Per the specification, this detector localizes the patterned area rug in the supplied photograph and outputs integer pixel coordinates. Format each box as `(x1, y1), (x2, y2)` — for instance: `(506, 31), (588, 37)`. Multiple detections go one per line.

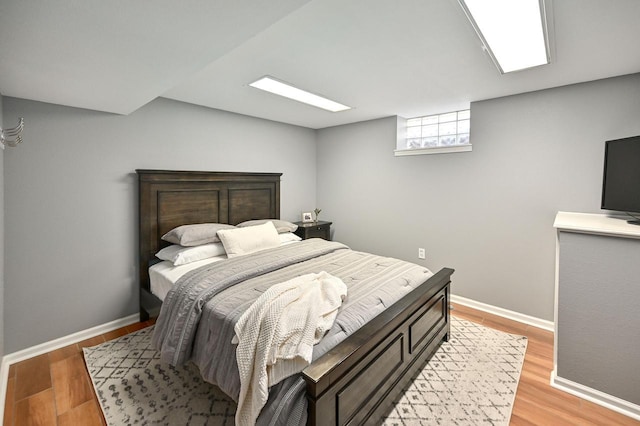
(383, 318), (527, 425)
(83, 317), (526, 425)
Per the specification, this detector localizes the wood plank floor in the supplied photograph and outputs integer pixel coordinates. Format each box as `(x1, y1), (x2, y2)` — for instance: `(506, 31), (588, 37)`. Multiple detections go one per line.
(4, 305), (639, 425)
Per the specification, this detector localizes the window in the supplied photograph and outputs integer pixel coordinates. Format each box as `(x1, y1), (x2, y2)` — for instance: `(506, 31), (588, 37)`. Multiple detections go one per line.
(395, 109), (471, 156)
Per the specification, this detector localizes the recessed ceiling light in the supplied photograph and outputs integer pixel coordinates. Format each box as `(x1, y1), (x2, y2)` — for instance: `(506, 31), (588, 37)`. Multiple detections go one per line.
(459, 0), (550, 73)
(249, 76), (351, 112)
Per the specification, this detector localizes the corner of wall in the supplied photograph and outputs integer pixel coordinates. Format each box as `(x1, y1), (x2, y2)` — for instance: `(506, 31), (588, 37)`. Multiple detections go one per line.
(395, 115), (407, 151)
(0, 90), (5, 361)
(0, 91), (5, 397)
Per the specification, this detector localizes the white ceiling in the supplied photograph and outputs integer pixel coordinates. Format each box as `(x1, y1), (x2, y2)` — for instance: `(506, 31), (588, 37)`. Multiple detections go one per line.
(1, 0), (639, 129)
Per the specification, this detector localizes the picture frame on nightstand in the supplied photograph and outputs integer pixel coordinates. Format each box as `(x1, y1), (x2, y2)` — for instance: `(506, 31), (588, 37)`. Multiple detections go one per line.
(301, 212), (313, 223)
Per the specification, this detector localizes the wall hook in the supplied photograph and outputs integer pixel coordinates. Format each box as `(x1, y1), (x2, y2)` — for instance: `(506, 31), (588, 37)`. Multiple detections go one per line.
(1, 118), (24, 149)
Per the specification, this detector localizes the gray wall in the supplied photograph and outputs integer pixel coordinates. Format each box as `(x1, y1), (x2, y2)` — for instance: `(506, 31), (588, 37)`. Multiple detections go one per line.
(3, 73), (640, 352)
(3, 97), (316, 353)
(317, 73), (640, 321)
(0, 92), (4, 359)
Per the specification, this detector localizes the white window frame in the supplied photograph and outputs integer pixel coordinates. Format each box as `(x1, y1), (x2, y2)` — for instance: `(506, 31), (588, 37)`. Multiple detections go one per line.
(395, 109), (472, 156)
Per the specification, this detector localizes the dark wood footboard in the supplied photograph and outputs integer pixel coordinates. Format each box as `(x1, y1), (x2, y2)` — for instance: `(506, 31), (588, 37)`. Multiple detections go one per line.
(302, 267), (453, 425)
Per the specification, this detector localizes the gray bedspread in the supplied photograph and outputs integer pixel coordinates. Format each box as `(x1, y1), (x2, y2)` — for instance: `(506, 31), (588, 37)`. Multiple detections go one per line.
(152, 239), (433, 425)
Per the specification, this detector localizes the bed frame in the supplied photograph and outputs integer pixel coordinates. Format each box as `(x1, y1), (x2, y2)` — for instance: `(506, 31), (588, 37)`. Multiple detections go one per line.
(137, 169), (453, 426)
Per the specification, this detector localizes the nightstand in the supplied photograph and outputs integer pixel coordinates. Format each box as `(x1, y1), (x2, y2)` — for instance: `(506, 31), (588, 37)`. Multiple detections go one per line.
(293, 220), (332, 240)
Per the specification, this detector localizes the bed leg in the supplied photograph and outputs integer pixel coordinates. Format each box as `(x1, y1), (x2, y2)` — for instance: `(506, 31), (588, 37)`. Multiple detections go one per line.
(140, 288), (162, 322)
(140, 307), (150, 322)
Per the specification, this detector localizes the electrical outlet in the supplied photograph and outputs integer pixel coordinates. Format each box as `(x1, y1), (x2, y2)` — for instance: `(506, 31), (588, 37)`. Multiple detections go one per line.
(418, 248), (426, 259)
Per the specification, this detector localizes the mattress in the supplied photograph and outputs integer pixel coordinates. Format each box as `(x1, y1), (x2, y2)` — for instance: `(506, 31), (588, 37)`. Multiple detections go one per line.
(149, 256), (225, 301)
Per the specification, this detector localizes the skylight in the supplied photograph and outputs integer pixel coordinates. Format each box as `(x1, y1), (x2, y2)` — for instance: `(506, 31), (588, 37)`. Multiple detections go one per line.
(249, 76), (351, 112)
(459, 0), (550, 73)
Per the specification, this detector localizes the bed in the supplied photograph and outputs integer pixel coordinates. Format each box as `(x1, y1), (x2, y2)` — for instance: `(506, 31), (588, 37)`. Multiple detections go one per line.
(137, 169), (453, 425)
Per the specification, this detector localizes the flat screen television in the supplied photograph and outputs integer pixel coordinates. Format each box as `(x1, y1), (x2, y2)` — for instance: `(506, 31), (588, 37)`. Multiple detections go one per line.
(601, 135), (640, 225)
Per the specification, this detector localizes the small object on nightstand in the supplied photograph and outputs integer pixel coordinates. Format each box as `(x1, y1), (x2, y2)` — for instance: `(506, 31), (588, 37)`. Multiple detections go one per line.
(294, 220), (332, 241)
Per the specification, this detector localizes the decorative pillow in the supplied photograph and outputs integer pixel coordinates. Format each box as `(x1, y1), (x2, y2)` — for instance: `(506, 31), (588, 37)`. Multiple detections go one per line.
(237, 219), (298, 234)
(161, 223), (236, 246)
(156, 242), (226, 266)
(217, 221), (280, 258)
(279, 232), (302, 243)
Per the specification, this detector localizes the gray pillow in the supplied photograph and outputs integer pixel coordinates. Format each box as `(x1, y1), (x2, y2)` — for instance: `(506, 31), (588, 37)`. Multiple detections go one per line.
(161, 223), (236, 246)
(237, 219), (298, 234)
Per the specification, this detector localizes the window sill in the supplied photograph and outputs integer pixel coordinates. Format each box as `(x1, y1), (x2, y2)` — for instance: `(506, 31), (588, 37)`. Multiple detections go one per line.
(394, 144), (472, 156)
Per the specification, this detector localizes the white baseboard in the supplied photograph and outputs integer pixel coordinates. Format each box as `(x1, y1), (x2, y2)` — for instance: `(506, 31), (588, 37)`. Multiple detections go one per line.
(450, 294), (554, 332)
(551, 370), (640, 421)
(0, 313), (139, 422)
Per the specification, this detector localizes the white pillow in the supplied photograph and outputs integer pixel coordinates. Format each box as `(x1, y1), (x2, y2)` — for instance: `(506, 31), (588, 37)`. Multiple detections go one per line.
(217, 221), (280, 258)
(279, 232), (302, 243)
(156, 242), (226, 266)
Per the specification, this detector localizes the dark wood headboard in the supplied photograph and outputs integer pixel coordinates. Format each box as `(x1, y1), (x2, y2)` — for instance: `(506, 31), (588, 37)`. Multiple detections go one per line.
(136, 169), (282, 320)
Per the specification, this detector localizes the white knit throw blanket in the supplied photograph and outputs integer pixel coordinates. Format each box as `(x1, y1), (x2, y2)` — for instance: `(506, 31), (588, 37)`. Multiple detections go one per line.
(232, 271), (348, 426)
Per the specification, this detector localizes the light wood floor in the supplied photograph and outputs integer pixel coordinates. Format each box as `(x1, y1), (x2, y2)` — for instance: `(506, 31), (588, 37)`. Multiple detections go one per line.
(4, 304), (639, 425)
